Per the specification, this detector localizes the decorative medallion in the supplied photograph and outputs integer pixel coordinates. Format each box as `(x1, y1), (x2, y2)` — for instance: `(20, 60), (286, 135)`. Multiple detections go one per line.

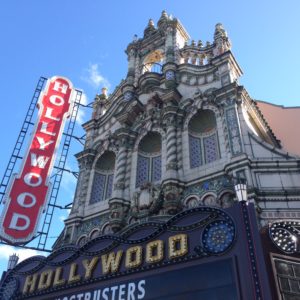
(202, 220), (235, 254)
(269, 220), (300, 254)
(165, 70), (175, 80)
(124, 91), (133, 101)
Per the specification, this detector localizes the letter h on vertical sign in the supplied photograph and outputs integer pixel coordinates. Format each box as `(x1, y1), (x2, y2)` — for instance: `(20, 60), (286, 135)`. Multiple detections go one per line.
(0, 76), (74, 244)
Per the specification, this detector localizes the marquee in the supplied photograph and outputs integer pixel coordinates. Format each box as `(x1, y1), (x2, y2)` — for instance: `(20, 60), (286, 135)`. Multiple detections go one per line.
(0, 204), (272, 299)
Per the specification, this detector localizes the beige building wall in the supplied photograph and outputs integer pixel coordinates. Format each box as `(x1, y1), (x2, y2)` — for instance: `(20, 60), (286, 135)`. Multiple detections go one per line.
(257, 101), (300, 156)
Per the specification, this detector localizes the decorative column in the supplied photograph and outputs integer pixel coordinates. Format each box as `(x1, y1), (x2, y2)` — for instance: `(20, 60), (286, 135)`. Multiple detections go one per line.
(161, 90), (182, 215)
(113, 136), (128, 198)
(165, 114), (178, 177)
(125, 40), (137, 85)
(65, 149), (96, 242)
(176, 114), (184, 177)
(163, 22), (177, 89)
(224, 99), (243, 156)
(109, 130), (131, 232)
(72, 149), (97, 216)
(124, 137), (135, 200)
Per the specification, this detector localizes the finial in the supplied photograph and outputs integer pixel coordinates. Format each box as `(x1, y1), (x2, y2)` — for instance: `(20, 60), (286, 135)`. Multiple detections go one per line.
(213, 23), (231, 55)
(214, 23), (227, 39)
(198, 40), (203, 48)
(133, 34), (138, 42)
(158, 10), (169, 27)
(144, 18), (156, 37)
(161, 10), (168, 19)
(148, 19), (155, 27)
(101, 87), (108, 99)
(191, 40), (196, 47)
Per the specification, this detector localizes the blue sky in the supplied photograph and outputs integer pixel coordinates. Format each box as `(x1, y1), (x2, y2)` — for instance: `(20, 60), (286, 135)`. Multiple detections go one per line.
(0, 0), (299, 273)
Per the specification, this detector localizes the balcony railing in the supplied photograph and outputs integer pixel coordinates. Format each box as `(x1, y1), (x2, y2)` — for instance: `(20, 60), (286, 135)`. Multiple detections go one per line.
(141, 63), (163, 74)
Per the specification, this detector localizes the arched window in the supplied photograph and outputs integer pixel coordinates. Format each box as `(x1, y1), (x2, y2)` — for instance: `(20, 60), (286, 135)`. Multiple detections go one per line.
(189, 110), (219, 168)
(90, 151), (115, 203)
(141, 50), (164, 74)
(136, 132), (162, 187)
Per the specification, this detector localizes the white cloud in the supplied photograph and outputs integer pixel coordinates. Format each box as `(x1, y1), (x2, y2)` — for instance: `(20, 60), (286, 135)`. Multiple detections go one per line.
(81, 63), (110, 90)
(59, 215), (66, 222)
(0, 244), (46, 267)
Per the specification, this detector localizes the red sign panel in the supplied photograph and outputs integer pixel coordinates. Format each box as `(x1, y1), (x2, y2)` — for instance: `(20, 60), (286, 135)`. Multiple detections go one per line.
(0, 76), (73, 244)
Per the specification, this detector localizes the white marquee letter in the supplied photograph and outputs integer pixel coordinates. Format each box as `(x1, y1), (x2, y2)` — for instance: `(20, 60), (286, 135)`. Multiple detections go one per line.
(24, 172), (42, 187)
(40, 122), (56, 136)
(49, 95), (64, 106)
(17, 192), (36, 208)
(45, 107), (60, 121)
(9, 213), (30, 231)
(36, 137), (54, 150)
(30, 153), (50, 169)
(53, 82), (68, 94)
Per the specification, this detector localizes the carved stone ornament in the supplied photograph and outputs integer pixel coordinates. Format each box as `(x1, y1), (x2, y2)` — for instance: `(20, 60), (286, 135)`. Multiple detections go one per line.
(163, 183), (183, 214)
(131, 183), (162, 218)
(108, 198), (131, 232)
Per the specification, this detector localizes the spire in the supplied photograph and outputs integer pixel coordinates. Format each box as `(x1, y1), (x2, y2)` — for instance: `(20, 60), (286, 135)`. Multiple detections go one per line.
(157, 10), (168, 28)
(144, 19), (156, 37)
(214, 23), (228, 39)
(213, 23), (231, 55)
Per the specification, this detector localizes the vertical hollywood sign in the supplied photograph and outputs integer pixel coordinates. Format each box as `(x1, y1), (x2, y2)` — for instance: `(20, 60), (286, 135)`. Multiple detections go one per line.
(0, 77), (73, 244)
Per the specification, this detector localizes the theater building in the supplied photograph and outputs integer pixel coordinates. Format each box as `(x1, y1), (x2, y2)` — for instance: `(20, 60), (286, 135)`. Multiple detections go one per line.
(1, 11), (300, 300)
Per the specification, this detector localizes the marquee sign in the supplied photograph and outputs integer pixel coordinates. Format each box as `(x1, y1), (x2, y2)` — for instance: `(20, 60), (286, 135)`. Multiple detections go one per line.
(0, 205), (273, 300)
(0, 76), (74, 244)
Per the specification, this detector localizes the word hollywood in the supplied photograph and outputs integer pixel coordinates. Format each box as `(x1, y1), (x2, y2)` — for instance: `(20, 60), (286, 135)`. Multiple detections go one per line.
(22, 234), (188, 296)
(0, 76), (73, 244)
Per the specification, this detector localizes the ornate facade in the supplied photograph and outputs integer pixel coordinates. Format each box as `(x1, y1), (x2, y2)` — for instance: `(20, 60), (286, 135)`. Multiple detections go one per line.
(55, 11), (300, 248)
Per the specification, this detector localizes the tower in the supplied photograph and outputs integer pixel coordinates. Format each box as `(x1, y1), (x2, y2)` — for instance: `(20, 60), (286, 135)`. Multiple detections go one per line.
(54, 11), (299, 247)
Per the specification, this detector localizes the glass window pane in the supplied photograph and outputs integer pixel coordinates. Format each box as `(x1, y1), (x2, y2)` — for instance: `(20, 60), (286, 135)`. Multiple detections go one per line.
(106, 174), (114, 199)
(289, 279), (300, 293)
(280, 277), (290, 292)
(204, 133), (219, 163)
(90, 173), (106, 203)
(152, 155), (161, 182)
(189, 135), (202, 168)
(294, 264), (300, 277)
(136, 155), (149, 187)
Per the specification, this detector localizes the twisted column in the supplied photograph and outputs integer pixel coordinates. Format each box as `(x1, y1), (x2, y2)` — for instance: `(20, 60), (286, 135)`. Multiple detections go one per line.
(124, 144), (133, 200)
(176, 117), (183, 176)
(115, 137), (128, 190)
(165, 115), (178, 178)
